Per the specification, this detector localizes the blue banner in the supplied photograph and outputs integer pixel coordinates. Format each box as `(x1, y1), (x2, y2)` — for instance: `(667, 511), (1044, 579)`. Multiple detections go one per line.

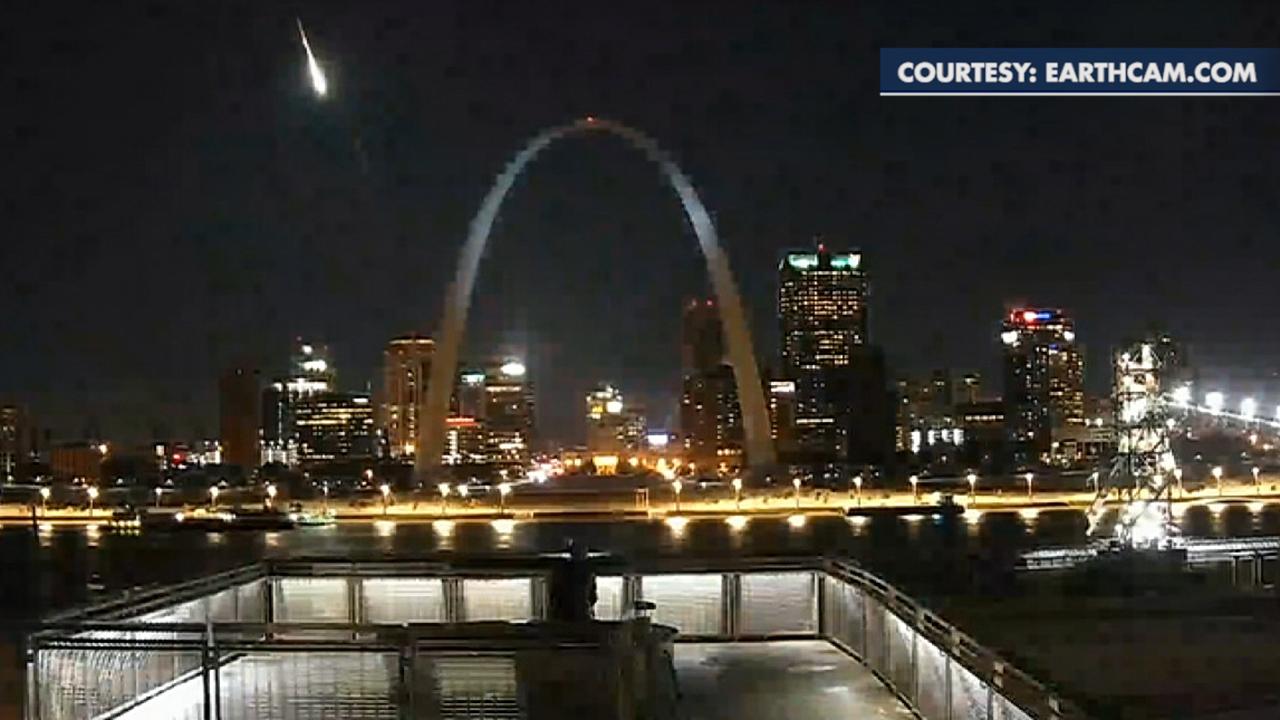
(880, 48), (1280, 95)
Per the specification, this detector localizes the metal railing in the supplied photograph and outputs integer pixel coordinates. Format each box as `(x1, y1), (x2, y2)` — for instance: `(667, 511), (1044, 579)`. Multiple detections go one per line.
(25, 555), (1083, 720)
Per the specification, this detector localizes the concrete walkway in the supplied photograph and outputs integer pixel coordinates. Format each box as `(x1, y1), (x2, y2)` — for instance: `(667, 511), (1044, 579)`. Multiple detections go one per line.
(675, 641), (913, 720)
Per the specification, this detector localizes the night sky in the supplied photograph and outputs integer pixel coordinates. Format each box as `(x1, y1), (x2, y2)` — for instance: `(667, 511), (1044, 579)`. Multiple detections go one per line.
(4, 1), (1280, 446)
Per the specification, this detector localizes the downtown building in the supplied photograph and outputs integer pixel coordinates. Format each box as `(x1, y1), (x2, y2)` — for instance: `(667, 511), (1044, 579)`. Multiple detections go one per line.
(895, 369), (973, 472)
(585, 384), (646, 455)
(218, 365), (260, 472)
(261, 340), (374, 467)
(376, 334), (434, 459)
(441, 359), (536, 467)
(777, 245), (892, 474)
(1000, 308), (1085, 467)
(678, 299), (743, 473)
(1, 404), (35, 481)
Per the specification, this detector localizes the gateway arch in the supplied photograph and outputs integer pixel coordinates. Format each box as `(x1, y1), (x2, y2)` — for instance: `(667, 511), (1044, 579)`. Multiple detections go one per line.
(416, 118), (775, 478)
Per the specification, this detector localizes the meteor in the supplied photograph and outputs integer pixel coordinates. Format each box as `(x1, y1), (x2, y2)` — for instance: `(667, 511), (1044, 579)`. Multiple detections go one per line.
(296, 18), (327, 97)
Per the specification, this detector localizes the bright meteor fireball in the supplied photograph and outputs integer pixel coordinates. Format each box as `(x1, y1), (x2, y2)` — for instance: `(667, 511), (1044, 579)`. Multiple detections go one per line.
(296, 18), (327, 97)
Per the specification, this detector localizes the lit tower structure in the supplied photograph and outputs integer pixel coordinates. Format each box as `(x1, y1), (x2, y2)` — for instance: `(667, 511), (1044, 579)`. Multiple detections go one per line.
(482, 359), (535, 467)
(679, 299), (743, 470)
(778, 245), (868, 461)
(378, 334), (435, 459)
(261, 340), (334, 466)
(1000, 308), (1084, 467)
(1087, 341), (1179, 549)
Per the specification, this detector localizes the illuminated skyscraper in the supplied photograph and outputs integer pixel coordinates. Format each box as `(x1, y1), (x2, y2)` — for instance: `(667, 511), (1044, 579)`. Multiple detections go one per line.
(679, 300), (743, 471)
(682, 299), (724, 373)
(262, 339), (336, 466)
(482, 359), (535, 466)
(777, 245), (872, 462)
(0, 404), (32, 481)
(219, 366), (260, 470)
(294, 392), (375, 464)
(586, 384), (646, 455)
(779, 246), (867, 372)
(377, 334), (434, 459)
(1001, 308), (1085, 466)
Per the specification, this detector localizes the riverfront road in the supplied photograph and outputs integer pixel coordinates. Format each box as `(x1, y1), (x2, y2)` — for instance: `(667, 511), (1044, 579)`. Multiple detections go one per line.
(4, 477), (1280, 526)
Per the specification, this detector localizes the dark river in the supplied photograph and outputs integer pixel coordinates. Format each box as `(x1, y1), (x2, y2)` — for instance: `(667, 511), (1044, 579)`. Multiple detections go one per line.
(2, 504), (1275, 622)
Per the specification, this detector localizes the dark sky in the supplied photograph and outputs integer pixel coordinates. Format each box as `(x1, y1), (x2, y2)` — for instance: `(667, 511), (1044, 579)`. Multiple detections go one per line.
(4, 1), (1280, 445)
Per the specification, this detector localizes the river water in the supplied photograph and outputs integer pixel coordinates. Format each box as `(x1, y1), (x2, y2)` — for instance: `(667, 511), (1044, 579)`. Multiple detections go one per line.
(1, 504), (1274, 622)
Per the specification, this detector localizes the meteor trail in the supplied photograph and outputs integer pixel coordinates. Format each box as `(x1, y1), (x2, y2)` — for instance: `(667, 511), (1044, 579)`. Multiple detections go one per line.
(296, 17), (327, 97)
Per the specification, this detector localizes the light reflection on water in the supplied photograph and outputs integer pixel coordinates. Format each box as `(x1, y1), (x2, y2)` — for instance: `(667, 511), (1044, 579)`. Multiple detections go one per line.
(0, 506), (1269, 621)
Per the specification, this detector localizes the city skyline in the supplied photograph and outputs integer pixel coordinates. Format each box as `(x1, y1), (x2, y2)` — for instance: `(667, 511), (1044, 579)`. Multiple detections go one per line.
(5, 3), (1280, 444)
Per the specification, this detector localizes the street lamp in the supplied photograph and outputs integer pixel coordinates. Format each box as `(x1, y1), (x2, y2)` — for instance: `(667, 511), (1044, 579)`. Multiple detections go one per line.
(1024, 472), (1034, 500)
(39, 486), (50, 515)
(209, 485), (220, 508)
(86, 486), (98, 516)
(966, 472), (977, 503)
(380, 483), (391, 515)
(1174, 467), (1184, 497)
(672, 480), (682, 513)
(322, 482), (329, 513)
(792, 477), (802, 510)
(1212, 466), (1223, 496)
(1205, 391), (1225, 415)
(853, 475), (863, 507)
(1089, 471), (1100, 494)
(458, 484), (470, 501)
(437, 482), (450, 515)
(731, 477), (742, 510)
(265, 483), (277, 508)
(154, 486), (163, 508)
(498, 482), (512, 514)
(1252, 466), (1261, 494)
(1242, 398), (1258, 420)
(1171, 385), (1192, 406)
(909, 475), (919, 502)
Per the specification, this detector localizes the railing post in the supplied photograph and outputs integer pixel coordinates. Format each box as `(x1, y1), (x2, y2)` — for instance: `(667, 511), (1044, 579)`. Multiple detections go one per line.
(26, 645), (39, 720)
(443, 578), (464, 622)
(912, 606), (923, 705)
(200, 646), (212, 720)
(347, 576), (361, 639)
(398, 634), (416, 720)
(992, 660), (1005, 719)
(815, 571), (826, 636)
(723, 573), (740, 638)
(622, 575), (641, 619)
(859, 581), (868, 659)
(263, 576), (276, 631)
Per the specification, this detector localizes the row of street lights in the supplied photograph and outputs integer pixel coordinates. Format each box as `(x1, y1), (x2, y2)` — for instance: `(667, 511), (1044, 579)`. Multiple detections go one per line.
(437, 482), (512, 515)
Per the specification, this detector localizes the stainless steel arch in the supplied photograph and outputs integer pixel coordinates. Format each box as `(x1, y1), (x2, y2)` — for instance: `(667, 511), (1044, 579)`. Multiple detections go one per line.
(416, 118), (775, 478)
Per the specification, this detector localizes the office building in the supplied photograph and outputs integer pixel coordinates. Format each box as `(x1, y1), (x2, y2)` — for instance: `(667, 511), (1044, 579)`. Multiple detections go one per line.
(779, 245), (868, 372)
(778, 245), (883, 466)
(294, 392), (375, 464)
(1001, 308), (1085, 466)
(767, 378), (798, 456)
(482, 359), (536, 466)
(378, 334), (434, 459)
(50, 442), (105, 482)
(680, 365), (742, 471)
(585, 384), (646, 455)
(219, 366), (260, 470)
(682, 299), (725, 372)
(443, 416), (488, 465)
(679, 300), (743, 471)
(1, 404), (32, 481)
(261, 339), (336, 466)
